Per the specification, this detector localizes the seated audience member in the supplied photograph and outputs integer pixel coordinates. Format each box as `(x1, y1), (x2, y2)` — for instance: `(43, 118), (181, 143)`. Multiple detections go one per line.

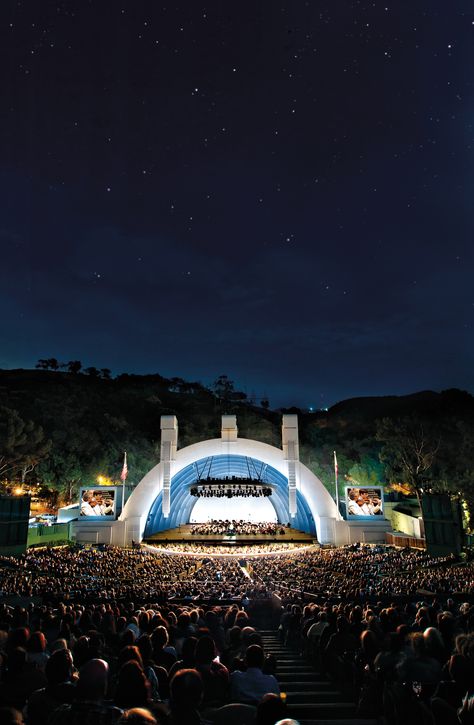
(168, 636), (197, 680)
(195, 635), (229, 707)
(168, 668), (203, 725)
(0, 647), (47, 711)
(256, 693), (287, 725)
(230, 645), (280, 704)
(396, 632), (443, 688)
(114, 661), (153, 711)
(26, 631), (49, 671)
(151, 626), (177, 672)
(0, 707), (25, 725)
(50, 658), (123, 725)
(118, 709), (157, 725)
(25, 649), (76, 725)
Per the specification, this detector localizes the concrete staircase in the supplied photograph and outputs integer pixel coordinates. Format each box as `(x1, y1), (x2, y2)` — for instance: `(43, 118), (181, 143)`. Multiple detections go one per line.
(259, 629), (378, 725)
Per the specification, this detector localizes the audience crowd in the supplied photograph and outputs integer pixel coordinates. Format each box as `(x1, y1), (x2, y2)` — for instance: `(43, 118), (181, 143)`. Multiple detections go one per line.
(0, 542), (473, 725)
(146, 543), (311, 557)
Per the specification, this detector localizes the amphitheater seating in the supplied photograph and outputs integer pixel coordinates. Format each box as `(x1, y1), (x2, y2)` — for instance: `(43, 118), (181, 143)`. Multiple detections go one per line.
(259, 629), (379, 725)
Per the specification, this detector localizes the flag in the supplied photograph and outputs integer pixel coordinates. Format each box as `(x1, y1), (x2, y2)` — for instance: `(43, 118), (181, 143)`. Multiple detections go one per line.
(120, 451), (128, 482)
(333, 450), (338, 479)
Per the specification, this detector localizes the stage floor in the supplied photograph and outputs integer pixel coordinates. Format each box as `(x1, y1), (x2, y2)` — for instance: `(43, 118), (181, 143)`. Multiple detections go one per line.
(144, 524), (315, 545)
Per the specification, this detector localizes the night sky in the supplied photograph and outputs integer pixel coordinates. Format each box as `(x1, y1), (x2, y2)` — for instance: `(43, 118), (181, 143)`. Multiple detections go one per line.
(1, 1), (473, 409)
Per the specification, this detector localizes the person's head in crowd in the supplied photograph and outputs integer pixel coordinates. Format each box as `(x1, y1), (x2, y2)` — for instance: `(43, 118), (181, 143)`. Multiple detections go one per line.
(151, 626), (169, 651)
(228, 626), (242, 649)
(72, 636), (91, 669)
(181, 636), (198, 664)
(447, 654), (472, 693)
(115, 661), (151, 709)
(118, 708), (157, 725)
(138, 612), (150, 634)
(0, 707), (24, 725)
(257, 693), (287, 725)
(45, 648), (74, 685)
(136, 635), (154, 664)
(170, 668), (203, 710)
(241, 627), (257, 648)
(7, 627), (29, 652)
(88, 631), (104, 659)
(410, 632), (428, 659)
(50, 639), (68, 653)
(117, 617), (127, 635)
(234, 611), (249, 628)
(121, 628), (136, 647)
(396, 624), (410, 644)
(76, 658), (109, 702)
(245, 644), (265, 670)
(195, 635), (217, 666)
(26, 631), (47, 654)
(118, 645), (144, 672)
(177, 611), (190, 631)
(360, 629), (380, 665)
(336, 616), (349, 634)
(5, 647), (28, 680)
(423, 626), (446, 662)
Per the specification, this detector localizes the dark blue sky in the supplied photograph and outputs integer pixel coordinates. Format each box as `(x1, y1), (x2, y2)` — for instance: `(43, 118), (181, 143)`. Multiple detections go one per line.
(1, 1), (473, 408)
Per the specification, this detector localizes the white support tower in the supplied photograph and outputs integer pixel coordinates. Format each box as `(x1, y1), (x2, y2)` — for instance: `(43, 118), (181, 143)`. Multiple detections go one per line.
(160, 415), (178, 517)
(221, 414), (238, 442)
(282, 414), (300, 518)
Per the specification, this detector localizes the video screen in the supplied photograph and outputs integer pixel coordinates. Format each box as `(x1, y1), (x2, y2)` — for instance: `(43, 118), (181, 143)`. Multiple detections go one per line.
(79, 487), (118, 519)
(346, 486), (383, 517)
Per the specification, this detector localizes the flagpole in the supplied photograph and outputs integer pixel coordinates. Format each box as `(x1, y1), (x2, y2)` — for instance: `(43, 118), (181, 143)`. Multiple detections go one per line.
(121, 451), (128, 513)
(334, 450), (340, 514)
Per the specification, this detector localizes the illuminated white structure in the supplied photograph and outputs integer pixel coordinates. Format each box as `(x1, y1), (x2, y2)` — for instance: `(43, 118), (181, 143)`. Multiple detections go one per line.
(70, 413), (389, 546)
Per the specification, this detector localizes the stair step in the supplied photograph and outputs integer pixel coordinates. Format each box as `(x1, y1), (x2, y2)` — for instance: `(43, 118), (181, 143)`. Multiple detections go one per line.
(277, 664), (313, 671)
(286, 691), (348, 704)
(298, 721), (378, 725)
(277, 672), (327, 682)
(287, 702), (357, 718)
(277, 681), (332, 692)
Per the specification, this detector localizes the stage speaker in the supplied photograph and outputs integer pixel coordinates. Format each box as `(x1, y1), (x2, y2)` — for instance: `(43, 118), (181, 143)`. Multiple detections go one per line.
(421, 494), (464, 556)
(0, 495), (30, 554)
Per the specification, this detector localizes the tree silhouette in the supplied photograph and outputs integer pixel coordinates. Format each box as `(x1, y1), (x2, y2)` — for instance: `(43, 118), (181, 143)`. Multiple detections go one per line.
(66, 360), (82, 374)
(376, 417), (440, 503)
(0, 406), (51, 480)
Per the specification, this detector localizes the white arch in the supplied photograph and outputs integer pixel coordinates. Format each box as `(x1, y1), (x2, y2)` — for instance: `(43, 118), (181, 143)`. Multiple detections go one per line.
(120, 437), (342, 544)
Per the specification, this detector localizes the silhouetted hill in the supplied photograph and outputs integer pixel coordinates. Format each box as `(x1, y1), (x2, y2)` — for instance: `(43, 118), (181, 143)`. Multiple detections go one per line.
(0, 368), (473, 500)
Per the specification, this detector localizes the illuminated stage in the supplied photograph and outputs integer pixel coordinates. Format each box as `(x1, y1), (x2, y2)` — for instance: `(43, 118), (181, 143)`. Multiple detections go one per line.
(68, 414), (390, 547)
(143, 523), (314, 545)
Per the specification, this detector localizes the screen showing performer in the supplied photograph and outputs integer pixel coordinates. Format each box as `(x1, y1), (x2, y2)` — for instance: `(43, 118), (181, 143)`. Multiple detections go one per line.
(346, 486), (383, 516)
(79, 487), (117, 518)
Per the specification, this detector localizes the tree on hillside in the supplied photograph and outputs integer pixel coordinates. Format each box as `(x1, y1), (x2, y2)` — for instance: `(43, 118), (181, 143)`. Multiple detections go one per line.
(35, 358), (61, 371)
(376, 417), (440, 503)
(347, 454), (384, 488)
(84, 366), (100, 378)
(0, 406), (51, 481)
(212, 375), (235, 402)
(101, 368), (112, 380)
(436, 418), (474, 532)
(64, 360), (82, 374)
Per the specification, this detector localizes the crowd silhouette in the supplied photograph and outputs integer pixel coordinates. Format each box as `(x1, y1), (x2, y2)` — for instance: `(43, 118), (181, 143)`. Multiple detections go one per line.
(0, 543), (473, 724)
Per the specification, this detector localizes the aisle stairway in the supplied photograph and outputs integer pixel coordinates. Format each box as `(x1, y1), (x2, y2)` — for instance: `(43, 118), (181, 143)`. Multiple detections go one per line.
(259, 630), (379, 725)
